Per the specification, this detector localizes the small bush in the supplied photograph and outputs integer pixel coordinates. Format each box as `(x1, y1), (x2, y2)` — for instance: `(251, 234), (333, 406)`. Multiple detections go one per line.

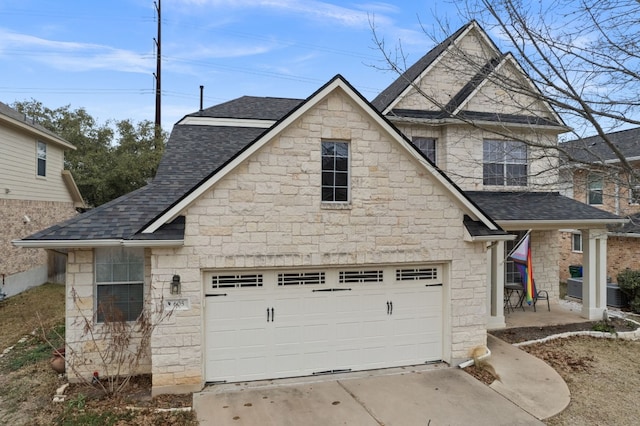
(617, 269), (640, 313)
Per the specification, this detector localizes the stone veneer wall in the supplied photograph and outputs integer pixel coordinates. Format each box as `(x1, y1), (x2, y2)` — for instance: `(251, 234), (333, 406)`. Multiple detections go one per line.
(531, 230), (560, 299)
(148, 90), (490, 394)
(1, 199), (76, 295)
(65, 248), (152, 382)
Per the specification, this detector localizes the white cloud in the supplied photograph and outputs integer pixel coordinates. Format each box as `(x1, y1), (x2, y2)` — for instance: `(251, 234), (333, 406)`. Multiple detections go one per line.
(0, 29), (152, 73)
(172, 0), (393, 29)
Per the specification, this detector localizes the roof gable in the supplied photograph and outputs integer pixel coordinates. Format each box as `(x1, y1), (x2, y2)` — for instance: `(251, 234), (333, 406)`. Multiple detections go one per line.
(372, 21), (564, 128)
(143, 75), (500, 235)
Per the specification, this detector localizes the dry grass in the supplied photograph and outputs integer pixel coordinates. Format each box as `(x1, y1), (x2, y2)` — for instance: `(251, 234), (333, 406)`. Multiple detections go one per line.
(0, 284), (197, 425)
(0, 283), (65, 350)
(523, 337), (640, 425)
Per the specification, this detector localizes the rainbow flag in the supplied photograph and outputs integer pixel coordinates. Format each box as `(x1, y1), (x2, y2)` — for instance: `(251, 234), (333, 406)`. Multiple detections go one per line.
(509, 233), (536, 305)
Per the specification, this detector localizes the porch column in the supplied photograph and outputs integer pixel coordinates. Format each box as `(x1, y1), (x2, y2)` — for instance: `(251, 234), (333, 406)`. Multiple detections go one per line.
(581, 229), (608, 320)
(487, 241), (506, 329)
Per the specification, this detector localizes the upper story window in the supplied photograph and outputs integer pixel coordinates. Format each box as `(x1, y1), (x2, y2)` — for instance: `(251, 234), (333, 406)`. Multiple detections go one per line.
(587, 174), (603, 205)
(572, 232), (582, 252)
(412, 137), (436, 164)
(37, 141), (47, 177)
(483, 140), (527, 187)
(321, 140), (349, 202)
(629, 176), (639, 205)
(95, 247), (144, 323)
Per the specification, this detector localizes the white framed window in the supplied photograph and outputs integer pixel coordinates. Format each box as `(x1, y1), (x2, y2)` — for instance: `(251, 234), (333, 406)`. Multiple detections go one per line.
(505, 231), (527, 284)
(629, 176), (640, 205)
(95, 247), (144, 322)
(572, 232), (582, 252)
(37, 141), (47, 177)
(321, 140), (349, 202)
(587, 174), (603, 205)
(412, 137), (436, 164)
(483, 140), (527, 186)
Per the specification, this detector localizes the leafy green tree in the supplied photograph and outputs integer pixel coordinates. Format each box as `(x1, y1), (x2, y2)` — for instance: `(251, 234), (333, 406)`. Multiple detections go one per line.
(13, 100), (165, 207)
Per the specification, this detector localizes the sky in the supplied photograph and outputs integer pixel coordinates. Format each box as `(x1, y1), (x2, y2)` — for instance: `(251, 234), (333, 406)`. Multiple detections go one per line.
(0, 0), (468, 132)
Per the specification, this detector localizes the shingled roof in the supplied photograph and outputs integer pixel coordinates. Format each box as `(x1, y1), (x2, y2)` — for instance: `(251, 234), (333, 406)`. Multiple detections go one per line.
(371, 22), (564, 129)
(466, 191), (624, 223)
(185, 96), (303, 121)
(561, 127), (640, 164)
(22, 124), (266, 242)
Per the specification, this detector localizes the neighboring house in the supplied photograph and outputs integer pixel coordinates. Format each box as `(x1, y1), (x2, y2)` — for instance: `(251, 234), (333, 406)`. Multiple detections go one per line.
(14, 21), (624, 396)
(0, 101), (84, 298)
(559, 127), (640, 283)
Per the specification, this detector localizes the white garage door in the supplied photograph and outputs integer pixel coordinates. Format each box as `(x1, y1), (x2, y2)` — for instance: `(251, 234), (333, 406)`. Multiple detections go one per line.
(204, 265), (443, 383)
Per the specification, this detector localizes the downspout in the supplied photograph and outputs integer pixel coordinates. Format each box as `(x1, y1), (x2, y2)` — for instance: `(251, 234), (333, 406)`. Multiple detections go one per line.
(458, 347), (492, 368)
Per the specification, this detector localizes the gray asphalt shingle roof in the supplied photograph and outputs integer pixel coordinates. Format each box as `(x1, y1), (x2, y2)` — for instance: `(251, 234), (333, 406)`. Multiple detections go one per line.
(561, 127), (640, 163)
(23, 124), (266, 241)
(466, 191), (622, 222)
(186, 96), (304, 121)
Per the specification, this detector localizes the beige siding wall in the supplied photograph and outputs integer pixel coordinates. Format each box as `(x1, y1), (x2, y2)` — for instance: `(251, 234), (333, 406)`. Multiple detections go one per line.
(1, 198), (77, 276)
(147, 89), (490, 393)
(65, 248), (152, 382)
(0, 126), (73, 203)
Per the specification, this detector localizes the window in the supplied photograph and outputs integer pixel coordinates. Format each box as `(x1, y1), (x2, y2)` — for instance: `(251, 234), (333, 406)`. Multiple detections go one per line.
(629, 176), (640, 205)
(37, 141), (46, 177)
(95, 247), (144, 322)
(505, 231), (527, 284)
(483, 140), (527, 186)
(587, 174), (603, 205)
(321, 141), (349, 202)
(412, 137), (436, 163)
(572, 232), (582, 252)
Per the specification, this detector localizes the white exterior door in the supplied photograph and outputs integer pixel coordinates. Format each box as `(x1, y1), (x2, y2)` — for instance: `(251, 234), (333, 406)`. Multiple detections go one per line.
(204, 265), (443, 383)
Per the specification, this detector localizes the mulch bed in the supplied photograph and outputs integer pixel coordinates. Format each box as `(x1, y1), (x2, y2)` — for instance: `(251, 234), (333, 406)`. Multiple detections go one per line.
(489, 316), (637, 344)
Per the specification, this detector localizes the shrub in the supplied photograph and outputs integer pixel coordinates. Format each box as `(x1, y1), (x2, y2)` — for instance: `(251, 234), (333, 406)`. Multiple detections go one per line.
(617, 269), (640, 313)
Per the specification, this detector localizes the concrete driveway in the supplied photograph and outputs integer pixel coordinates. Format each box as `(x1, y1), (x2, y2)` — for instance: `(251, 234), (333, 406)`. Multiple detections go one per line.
(193, 365), (543, 426)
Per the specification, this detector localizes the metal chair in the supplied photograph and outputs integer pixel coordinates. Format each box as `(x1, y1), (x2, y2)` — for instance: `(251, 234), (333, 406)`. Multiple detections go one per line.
(533, 289), (550, 312)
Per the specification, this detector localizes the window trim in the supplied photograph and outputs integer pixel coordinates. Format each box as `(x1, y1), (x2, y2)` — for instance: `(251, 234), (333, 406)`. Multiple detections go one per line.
(321, 140), (350, 203)
(587, 174), (603, 205)
(571, 232), (583, 253)
(36, 140), (47, 177)
(412, 137), (437, 164)
(628, 176), (640, 205)
(94, 247), (145, 323)
(483, 139), (528, 187)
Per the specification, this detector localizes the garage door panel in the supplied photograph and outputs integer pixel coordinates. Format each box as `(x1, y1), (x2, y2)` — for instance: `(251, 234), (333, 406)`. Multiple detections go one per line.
(205, 265), (444, 383)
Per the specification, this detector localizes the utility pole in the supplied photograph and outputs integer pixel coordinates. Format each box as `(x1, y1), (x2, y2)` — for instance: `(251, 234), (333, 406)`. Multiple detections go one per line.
(153, 0), (161, 142)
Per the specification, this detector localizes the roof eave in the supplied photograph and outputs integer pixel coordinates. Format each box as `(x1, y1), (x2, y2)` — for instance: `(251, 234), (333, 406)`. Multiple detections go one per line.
(0, 115), (76, 150)
(386, 115), (569, 133)
(12, 239), (184, 249)
(498, 219), (628, 230)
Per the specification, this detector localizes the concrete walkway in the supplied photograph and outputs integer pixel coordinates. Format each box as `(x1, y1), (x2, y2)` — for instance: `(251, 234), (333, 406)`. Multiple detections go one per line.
(487, 334), (570, 420)
(193, 335), (571, 425)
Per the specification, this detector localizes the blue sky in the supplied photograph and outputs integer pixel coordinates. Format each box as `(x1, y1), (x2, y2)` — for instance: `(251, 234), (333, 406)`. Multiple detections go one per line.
(0, 0), (468, 131)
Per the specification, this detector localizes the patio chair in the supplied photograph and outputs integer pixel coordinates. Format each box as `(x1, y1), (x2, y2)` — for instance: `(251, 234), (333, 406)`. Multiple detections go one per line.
(533, 289), (550, 312)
